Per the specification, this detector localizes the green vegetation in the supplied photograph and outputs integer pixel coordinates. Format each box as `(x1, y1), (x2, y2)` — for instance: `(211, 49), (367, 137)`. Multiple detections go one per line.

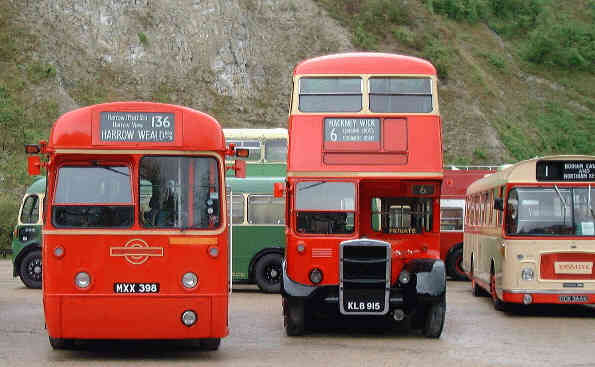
(138, 32), (149, 47)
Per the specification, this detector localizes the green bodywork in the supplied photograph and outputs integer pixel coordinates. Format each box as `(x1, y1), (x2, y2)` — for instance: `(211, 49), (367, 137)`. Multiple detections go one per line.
(228, 177), (286, 281)
(11, 176), (45, 276)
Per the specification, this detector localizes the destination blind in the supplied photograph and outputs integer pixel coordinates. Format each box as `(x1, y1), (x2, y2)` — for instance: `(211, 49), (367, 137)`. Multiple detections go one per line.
(536, 160), (595, 181)
(100, 112), (175, 142)
(324, 118), (380, 142)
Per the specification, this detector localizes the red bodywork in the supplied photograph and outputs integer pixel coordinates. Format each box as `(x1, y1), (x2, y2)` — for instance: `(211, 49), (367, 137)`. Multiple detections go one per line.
(40, 102), (229, 341)
(439, 169), (494, 264)
(286, 53), (443, 287)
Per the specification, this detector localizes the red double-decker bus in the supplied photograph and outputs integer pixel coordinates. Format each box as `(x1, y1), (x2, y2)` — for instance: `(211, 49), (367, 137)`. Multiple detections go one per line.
(440, 168), (495, 280)
(277, 53), (446, 337)
(25, 102), (241, 350)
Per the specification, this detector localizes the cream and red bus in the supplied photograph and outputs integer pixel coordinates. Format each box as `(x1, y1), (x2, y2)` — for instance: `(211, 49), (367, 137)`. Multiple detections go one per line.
(278, 53), (446, 337)
(463, 155), (595, 310)
(25, 102), (244, 350)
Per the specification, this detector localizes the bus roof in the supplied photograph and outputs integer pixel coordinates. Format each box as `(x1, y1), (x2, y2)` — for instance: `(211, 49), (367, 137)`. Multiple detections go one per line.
(467, 155), (595, 194)
(223, 128), (288, 140)
(227, 177), (285, 194)
(293, 52), (437, 76)
(48, 102), (225, 152)
(26, 176), (46, 194)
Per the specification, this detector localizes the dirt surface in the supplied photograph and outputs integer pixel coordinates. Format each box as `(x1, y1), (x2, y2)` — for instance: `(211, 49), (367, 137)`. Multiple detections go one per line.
(1, 259), (594, 366)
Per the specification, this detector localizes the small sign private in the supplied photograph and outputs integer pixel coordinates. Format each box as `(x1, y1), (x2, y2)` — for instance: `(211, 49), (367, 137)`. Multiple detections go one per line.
(100, 111), (175, 142)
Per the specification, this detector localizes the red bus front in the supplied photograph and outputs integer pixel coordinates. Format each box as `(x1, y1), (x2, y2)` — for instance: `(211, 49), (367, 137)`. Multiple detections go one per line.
(31, 102), (229, 350)
(280, 53), (446, 338)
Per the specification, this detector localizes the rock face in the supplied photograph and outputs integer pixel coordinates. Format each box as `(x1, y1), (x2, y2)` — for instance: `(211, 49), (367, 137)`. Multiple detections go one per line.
(17, 0), (353, 126)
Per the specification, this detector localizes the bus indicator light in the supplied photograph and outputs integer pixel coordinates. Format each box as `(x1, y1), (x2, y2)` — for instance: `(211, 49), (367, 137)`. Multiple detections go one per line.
(208, 246), (219, 258)
(181, 310), (197, 326)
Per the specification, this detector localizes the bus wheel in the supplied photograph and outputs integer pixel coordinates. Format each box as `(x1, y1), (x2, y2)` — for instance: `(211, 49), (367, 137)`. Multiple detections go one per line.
(200, 338), (221, 351)
(254, 253), (282, 293)
(446, 247), (468, 281)
(20, 250), (42, 289)
(490, 273), (507, 311)
(423, 296), (446, 338)
(283, 296), (305, 336)
(49, 336), (74, 350)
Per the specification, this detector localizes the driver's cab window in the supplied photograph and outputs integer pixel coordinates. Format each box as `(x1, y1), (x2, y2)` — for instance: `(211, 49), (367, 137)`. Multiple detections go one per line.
(371, 197), (433, 234)
(20, 195), (40, 224)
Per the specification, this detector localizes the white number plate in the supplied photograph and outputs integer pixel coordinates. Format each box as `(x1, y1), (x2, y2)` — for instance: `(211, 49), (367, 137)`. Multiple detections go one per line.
(114, 282), (159, 293)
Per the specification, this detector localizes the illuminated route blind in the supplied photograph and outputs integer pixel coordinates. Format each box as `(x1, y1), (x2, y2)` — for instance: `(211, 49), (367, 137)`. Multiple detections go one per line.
(100, 111), (175, 142)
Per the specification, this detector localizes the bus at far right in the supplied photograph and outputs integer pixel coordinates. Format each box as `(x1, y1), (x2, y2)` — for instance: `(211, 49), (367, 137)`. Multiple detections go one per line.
(463, 155), (595, 310)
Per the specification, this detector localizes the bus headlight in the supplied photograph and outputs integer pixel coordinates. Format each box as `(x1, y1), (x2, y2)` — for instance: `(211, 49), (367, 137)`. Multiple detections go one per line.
(309, 268), (323, 284)
(521, 268), (534, 281)
(181, 310), (197, 326)
(75, 272), (91, 288)
(182, 272), (198, 288)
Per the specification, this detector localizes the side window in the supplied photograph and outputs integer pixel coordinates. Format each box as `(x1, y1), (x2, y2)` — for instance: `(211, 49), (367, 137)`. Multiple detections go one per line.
(232, 194), (245, 224)
(248, 195), (285, 224)
(264, 138), (287, 163)
(440, 207), (463, 231)
(20, 195), (39, 224)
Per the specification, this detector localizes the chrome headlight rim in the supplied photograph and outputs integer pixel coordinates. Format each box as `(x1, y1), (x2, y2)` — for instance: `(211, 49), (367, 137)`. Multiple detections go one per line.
(309, 267), (323, 284)
(74, 271), (91, 289)
(181, 272), (198, 289)
(521, 267), (535, 281)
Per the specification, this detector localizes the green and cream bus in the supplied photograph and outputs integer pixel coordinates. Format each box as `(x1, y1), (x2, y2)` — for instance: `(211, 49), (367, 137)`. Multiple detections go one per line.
(224, 128), (287, 177)
(229, 176), (285, 292)
(463, 155), (595, 310)
(11, 176), (46, 288)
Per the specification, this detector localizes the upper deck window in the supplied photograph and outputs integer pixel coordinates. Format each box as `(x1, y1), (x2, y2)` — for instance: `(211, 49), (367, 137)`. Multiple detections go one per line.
(140, 156), (221, 229)
(53, 166), (133, 228)
(298, 77), (362, 113)
(295, 181), (355, 234)
(369, 77), (432, 113)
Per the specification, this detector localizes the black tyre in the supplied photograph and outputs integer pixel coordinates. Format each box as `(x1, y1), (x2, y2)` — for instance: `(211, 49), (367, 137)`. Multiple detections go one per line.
(446, 246), (468, 281)
(19, 250), (42, 289)
(423, 297), (446, 338)
(254, 253), (282, 293)
(490, 273), (508, 311)
(200, 338), (221, 351)
(49, 336), (74, 350)
(283, 296), (305, 336)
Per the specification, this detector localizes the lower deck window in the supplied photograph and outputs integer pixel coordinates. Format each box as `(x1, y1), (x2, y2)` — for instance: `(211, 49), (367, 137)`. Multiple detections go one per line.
(371, 197), (433, 234)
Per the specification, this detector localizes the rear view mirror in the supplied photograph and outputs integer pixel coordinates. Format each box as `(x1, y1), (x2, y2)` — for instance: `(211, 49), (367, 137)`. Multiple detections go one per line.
(28, 156), (41, 176)
(494, 198), (504, 211)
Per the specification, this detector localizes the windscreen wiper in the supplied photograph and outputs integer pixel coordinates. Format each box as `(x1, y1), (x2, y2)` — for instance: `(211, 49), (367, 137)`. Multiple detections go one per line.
(554, 185), (567, 209)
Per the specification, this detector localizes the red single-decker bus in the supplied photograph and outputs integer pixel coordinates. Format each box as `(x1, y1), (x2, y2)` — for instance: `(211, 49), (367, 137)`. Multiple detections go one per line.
(25, 102), (240, 350)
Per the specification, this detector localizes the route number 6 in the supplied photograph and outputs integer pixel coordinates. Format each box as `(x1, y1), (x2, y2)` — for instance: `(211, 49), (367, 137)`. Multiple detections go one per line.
(330, 128), (337, 141)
